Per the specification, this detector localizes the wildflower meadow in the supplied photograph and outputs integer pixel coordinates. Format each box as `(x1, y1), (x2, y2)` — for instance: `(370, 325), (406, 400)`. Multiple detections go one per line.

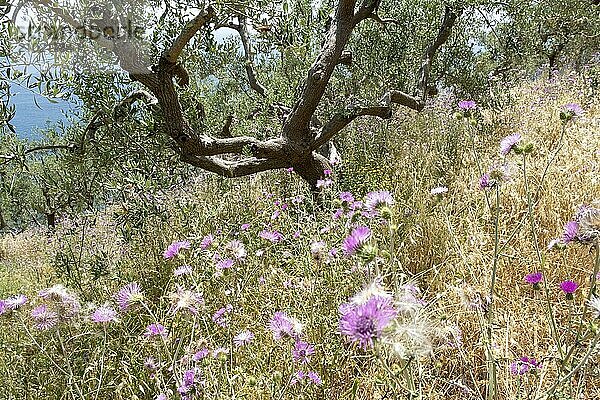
(0, 74), (598, 400)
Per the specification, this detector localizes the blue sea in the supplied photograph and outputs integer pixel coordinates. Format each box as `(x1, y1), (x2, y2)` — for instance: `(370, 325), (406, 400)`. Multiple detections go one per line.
(7, 82), (78, 141)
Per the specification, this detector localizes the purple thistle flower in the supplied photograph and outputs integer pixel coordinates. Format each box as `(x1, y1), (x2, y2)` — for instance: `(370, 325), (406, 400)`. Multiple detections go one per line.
(212, 347), (229, 359)
(177, 369), (196, 394)
(0, 300), (6, 316)
(364, 191), (394, 214)
(31, 304), (59, 330)
(200, 234), (214, 250)
(193, 348), (210, 361)
(116, 282), (144, 311)
(291, 371), (306, 385)
(90, 305), (118, 324)
(233, 330), (255, 347)
(510, 357), (541, 375)
(563, 103), (583, 117)
(174, 264), (193, 276)
(259, 230), (284, 243)
(240, 223), (251, 231)
(155, 394), (167, 400)
(458, 100), (476, 110)
(292, 341), (315, 364)
(524, 272), (543, 287)
(163, 240), (191, 259)
(560, 280), (579, 298)
(478, 173), (491, 190)
(4, 294), (27, 310)
(342, 226), (371, 256)
(562, 221), (579, 243)
(332, 208), (344, 220)
(144, 323), (168, 338)
(216, 258), (234, 271)
(212, 304), (233, 327)
(307, 371), (322, 385)
(499, 133), (522, 156)
(340, 192), (355, 204)
(38, 285), (80, 317)
(339, 296), (397, 349)
(269, 311), (297, 340)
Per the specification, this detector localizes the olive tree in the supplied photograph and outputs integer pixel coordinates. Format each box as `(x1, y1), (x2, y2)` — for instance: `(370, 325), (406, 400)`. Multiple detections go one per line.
(11, 0), (463, 192)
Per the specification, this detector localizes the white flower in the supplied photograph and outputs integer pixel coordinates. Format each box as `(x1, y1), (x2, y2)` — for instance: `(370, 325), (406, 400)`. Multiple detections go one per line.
(233, 330), (255, 347)
(350, 278), (393, 305)
(430, 186), (448, 196)
(588, 296), (600, 318)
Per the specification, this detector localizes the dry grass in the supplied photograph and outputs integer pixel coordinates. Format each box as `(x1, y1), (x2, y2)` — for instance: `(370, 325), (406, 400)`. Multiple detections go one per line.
(0, 74), (599, 399)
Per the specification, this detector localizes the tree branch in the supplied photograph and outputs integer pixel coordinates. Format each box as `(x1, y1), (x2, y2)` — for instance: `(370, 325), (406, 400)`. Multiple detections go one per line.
(353, 0), (382, 26)
(163, 6), (216, 64)
(311, 104), (392, 150)
(220, 115), (234, 138)
(416, 5), (461, 100)
(384, 90), (425, 111)
(181, 154), (288, 178)
(283, 0), (357, 141)
(237, 17), (267, 97)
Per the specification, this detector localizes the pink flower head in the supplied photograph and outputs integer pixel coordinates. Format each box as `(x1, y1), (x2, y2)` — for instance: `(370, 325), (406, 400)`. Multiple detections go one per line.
(216, 258), (234, 271)
(193, 348), (210, 361)
(342, 226), (371, 256)
(163, 240), (191, 259)
(90, 305), (118, 324)
(31, 304), (59, 330)
(458, 100), (476, 110)
(144, 323), (168, 338)
(339, 192), (355, 204)
(174, 264), (193, 276)
(116, 282), (144, 311)
(307, 371), (322, 385)
(316, 178), (332, 188)
(259, 230), (284, 243)
(177, 369), (196, 394)
(339, 296), (397, 349)
(292, 341), (315, 364)
(200, 234), (214, 250)
(524, 272), (543, 285)
(510, 357), (541, 375)
(212, 304), (233, 327)
(4, 294), (27, 310)
(560, 280), (579, 296)
(364, 191), (394, 214)
(478, 173), (491, 190)
(563, 103), (583, 117)
(233, 330), (255, 347)
(269, 311), (299, 340)
(562, 221), (579, 244)
(499, 133), (522, 156)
